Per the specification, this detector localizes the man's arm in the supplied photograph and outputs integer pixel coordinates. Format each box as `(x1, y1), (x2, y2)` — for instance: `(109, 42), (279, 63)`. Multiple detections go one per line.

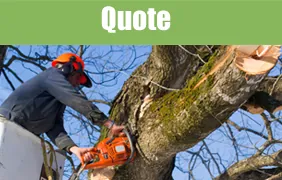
(44, 69), (108, 126)
(45, 106), (77, 153)
(46, 106), (96, 162)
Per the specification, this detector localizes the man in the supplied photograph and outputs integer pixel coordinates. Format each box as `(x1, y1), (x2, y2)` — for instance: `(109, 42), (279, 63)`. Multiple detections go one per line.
(0, 52), (124, 163)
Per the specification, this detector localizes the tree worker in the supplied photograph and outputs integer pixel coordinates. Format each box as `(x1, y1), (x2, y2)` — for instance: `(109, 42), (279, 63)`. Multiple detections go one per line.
(0, 52), (124, 163)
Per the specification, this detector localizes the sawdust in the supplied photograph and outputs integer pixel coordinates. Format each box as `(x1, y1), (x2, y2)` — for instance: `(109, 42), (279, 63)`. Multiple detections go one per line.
(89, 167), (115, 180)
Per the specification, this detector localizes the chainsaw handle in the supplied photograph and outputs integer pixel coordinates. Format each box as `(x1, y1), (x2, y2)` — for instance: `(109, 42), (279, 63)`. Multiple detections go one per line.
(78, 128), (135, 170)
(80, 149), (97, 167)
(106, 137), (115, 144)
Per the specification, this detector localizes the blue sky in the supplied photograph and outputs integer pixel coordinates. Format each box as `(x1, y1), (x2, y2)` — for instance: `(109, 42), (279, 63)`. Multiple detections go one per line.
(1, 45), (282, 180)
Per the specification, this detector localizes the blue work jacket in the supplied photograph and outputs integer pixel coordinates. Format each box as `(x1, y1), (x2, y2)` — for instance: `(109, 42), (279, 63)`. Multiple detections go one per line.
(0, 67), (108, 152)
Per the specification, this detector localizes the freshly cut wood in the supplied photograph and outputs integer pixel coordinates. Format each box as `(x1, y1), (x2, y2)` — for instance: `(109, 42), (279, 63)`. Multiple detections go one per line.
(234, 45), (281, 75)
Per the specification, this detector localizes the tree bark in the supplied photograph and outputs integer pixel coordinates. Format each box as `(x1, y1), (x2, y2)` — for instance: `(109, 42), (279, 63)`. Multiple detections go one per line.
(234, 168), (282, 180)
(216, 150), (282, 180)
(241, 91), (282, 114)
(259, 76), (282, 101)
(0, 45), (8, 75)
(90, 45), (273, 180)
(240, 76), (282, 115)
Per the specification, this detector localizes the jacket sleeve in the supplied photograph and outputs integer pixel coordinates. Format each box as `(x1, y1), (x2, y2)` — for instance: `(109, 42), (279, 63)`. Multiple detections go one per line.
(46, 105), (77, 153)
(43, 69), (108, 126)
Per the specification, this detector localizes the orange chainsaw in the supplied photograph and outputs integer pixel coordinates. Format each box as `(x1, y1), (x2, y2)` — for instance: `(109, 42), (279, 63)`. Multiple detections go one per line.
(82, 128), (136, 169)
(69, 128), (136, 180)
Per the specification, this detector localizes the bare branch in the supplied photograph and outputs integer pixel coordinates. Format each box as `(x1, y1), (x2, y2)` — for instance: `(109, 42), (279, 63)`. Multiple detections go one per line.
(270, 74), (282, 96)
(78, 45), (84, 57)
(88, 99), (112, 106)
(2, 69), (15, 90)
(205, 45), (213, 54)
(178, 45), (206, 64)
(261, 112), (274, 141)
(0, 45), (8, 74)
(187, 144), (215, 179)
(5, 66), (24, 83)
(226, 123), (239, 162)
(5, 55), (46, 71)
(8, 45), (51, 62)
(227, 119), (268, 140)
(203, 140), (221, 175)
(255, 140), (282, 156)
(65, 109), (100, 132)
(108, 69), (180, 91)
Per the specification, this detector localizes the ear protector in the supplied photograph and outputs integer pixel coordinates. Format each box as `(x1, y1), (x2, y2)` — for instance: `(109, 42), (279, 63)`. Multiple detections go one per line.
(61, 56), (83, 75)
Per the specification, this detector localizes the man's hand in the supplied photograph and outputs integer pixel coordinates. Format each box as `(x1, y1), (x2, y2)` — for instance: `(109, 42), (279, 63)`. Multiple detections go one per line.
(69, 146), (94, 164)
(104, 120), (125, 136)
(110, 123), (125, 136)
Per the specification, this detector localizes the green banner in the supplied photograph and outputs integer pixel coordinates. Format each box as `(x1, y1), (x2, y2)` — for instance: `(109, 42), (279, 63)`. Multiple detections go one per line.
(0, 0), (281, 44)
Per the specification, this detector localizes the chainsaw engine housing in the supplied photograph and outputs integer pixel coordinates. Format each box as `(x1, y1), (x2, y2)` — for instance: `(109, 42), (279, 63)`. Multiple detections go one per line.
(84, 135), (135, 169)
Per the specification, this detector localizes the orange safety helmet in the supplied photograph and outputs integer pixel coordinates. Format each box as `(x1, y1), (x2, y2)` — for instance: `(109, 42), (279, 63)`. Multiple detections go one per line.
(52, 53), (92, 88)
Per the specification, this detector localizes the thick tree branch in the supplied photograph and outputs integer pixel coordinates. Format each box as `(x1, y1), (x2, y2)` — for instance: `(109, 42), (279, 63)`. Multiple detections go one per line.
(267, 171), (282, 180)
(136, 46), (267, 164)
(258, 76), (282, 102)
(241, 91), (282, 114)
(239, 74), (282, 115)
(236, 167), (282, 180)
(216, 150), (282, 180)
(103, 45), (270, 180)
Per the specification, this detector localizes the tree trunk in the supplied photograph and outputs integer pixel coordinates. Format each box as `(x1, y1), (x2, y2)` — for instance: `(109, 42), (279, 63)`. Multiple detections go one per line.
(90, 45), (275, 180)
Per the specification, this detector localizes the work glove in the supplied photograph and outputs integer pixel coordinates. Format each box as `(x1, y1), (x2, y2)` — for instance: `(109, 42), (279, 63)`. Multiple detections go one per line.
(103, 120), (125, 136)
